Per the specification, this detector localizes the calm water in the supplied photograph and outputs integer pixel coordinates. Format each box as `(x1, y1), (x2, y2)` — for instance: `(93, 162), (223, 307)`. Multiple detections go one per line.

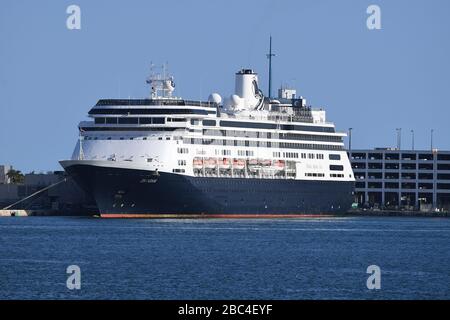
(0, 216), (449, 300)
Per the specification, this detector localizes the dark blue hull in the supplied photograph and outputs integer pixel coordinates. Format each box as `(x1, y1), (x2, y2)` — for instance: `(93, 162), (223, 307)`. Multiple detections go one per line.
(63, 164), (354, 217)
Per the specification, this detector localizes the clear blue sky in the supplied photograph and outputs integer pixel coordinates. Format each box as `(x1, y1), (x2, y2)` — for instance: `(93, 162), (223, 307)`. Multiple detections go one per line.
(1, 0), (449, 172)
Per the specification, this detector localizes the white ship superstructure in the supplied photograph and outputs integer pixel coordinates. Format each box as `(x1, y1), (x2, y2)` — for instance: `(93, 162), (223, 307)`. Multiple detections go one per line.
(72, 69), (353, 182)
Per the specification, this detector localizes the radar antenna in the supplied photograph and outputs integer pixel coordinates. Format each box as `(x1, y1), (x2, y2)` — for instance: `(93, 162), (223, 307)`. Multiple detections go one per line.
(146, 62), (176, 99)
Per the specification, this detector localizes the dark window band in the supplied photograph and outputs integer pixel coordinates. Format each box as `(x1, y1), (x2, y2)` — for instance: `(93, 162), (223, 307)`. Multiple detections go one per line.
(183, 137), (343, 151)
(89, 108), (216, 115)
(80, 127), (182, 132)
(202, 129), (342, 143)
(94, 117), (166, 125)
(118, 118), (138, 124)
(203, 120), (216, 126)
(220, 120), (277, 130)
(219, 120), (335, 132)
(95, 99), (218, 108)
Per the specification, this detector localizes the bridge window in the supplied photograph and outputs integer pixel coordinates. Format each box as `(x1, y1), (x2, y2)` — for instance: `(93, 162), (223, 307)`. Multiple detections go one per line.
(152, 117), (165, 124)
(106, 118), (117, 124)
(139, 118), (153, 124)
(118, 117), (138, 124)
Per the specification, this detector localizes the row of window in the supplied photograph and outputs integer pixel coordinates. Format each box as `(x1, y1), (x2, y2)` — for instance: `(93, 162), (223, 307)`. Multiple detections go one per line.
(177, 148), (189, 154)
(355, 182), (450, 190)
(183, 138), (343, 151)
(351, 152), (450, 161)
(316, 154), (325, 160)
(285, 153), (324, 160)
(355, 172), (450, 180)
(93, 113), (335, 134)
(272, 152), (338, 160)
(354, 163), (450, 171)
(191, 119), (335, 133)
(201, 129), (342, 143)
(83, 135), (176, 141)
(90, 108), (215, 115)
(81, 127), (179, 132)
(285, 152), (298, 159)
(95, 99), (217, 108)
(352, 162), (450, 170)
(221, 121), (335, 133)
(95, 117), (167, 125)
(305, 173), (326, 177)
(167, 118), (187, 123)
(352, 162), (425, 170)
(237, 150), (255, 157)
(215, 149), (232, 156)
(189, 149), (340, 162)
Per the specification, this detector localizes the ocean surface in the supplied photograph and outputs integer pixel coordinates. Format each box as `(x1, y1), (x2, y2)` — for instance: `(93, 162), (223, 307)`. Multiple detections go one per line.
(0, 216), (449, 300)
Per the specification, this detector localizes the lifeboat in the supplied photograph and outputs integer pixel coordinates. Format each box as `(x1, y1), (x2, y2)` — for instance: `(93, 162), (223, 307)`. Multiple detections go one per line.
(205, 158), (217, 169)
(260, 159), (272, 166)
(219, 158), (232, 169)
(193, 158), (203, 170)
(272, 160), (285, 170)
(232, 159), (245, 170)
(248, 159), (260, 172)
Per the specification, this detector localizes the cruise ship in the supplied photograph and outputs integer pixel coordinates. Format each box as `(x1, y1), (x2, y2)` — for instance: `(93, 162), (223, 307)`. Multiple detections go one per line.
(60, 65), (355, 218)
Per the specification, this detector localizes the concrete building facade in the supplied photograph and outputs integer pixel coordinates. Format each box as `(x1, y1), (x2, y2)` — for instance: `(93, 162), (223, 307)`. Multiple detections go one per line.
(0, 165), (12, 184)
(349, 149), (450, 211)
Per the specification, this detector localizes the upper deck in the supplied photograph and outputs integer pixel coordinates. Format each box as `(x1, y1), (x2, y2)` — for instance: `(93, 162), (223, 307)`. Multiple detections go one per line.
(80, 67), (342, 139)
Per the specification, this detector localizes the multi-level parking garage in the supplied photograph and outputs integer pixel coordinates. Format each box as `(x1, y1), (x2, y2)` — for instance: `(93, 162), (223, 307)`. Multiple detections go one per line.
(349, 149), (450, 211)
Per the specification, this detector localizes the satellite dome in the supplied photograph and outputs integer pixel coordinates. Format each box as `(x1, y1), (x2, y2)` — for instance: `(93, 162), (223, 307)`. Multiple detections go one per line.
(231, 94), (242, 106)
(208, 93), (222, 105)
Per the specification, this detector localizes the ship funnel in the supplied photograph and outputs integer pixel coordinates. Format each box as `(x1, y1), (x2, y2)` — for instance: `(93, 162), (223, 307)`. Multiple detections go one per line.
(234, 69), (263, 109)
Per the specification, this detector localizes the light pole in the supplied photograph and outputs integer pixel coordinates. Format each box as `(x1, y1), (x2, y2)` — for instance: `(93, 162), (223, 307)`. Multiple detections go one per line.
(411, 129), (414, 150)
(396, 128), (402, 150)
(348, 127), (353, 152)
(431, 129), (434, 150)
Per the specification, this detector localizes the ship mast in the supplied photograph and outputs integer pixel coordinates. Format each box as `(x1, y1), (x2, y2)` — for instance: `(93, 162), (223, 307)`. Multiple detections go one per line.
(266, 36), (275, 99)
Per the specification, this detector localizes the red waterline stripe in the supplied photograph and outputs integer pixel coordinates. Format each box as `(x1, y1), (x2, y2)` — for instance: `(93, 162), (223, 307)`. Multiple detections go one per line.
(100, 213), (336, 219)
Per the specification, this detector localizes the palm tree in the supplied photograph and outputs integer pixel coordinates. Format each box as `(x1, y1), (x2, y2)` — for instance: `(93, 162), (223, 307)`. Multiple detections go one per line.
(6, 169), (25, 184)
